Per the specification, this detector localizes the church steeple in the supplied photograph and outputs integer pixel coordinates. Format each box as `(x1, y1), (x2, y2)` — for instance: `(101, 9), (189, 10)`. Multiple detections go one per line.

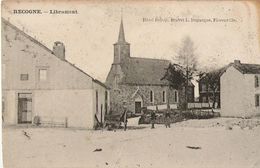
(118, 18), (126, 43)
(113, 17), (130, 64)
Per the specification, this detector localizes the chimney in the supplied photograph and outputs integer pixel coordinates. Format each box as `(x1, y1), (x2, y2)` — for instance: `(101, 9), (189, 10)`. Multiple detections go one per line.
(234, 60), (241, 65)
(53, 41), (65, 60)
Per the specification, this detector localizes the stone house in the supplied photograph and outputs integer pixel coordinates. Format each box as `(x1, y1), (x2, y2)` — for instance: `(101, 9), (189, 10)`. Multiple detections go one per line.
(2, 18), (109, 128)
(221, 60), (260, 117)
(106, 19), (194, 114)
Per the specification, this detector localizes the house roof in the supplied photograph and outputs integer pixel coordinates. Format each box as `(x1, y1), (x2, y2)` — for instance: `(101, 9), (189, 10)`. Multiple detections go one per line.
(93, 79), (110, 89)
(2, 18), (109, 89)
(199, 65), (230, 82)
(120, 57), (170, 85)
(233, 63), (260, 74)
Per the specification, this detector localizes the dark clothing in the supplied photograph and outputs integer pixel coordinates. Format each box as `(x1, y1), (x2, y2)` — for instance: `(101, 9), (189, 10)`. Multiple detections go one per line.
(124, 117), (128, 131)
(165, 111), (171, 128)
(124, 122), (127, 131)
(151, 112), (156, 120)
(151, 111), (156, 129)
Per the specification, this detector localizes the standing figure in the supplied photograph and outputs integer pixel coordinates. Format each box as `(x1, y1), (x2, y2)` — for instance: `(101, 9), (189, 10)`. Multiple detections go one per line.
(151, 111), (156, 129)
(124, 109), (128, 131)
(151, 106), (158, 129)
(165, 110), (171, 128)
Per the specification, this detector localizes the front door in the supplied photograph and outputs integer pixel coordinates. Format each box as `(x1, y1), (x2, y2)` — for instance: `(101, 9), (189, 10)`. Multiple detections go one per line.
(135, 101), (142, 114)
(18, 93), (32, 124)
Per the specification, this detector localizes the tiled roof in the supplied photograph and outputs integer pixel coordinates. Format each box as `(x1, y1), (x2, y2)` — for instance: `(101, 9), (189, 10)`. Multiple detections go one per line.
(120, 57), (171, 85)
(199, 65), (230, 82)
(233, 63), (260, 74)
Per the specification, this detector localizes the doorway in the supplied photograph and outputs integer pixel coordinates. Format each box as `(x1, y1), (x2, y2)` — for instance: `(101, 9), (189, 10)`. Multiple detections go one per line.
(18, 93), (32, 124)
(134, 95), (143, 114)
(135, 101), (142, 114)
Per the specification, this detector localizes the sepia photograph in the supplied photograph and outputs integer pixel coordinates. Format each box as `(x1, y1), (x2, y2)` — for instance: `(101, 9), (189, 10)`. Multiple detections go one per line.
(1, 0), (260, 168)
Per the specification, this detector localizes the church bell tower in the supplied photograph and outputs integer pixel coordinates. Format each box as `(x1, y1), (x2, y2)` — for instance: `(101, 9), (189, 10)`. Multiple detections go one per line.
(113, 18), (130, 64)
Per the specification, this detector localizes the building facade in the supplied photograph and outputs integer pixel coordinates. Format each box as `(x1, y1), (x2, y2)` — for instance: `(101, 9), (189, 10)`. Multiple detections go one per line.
(106, 19), (194, 114)
(198, 66), (228, 108)
(221, 60), (260, 117)
(2, 19), (109, 128)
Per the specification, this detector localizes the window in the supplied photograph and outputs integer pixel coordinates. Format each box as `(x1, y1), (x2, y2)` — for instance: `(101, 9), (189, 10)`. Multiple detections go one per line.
(202, 96), (207, 103)
(201, 84), (207, 92)
(256, 94), (260, 107)
(150, 90), (154, 103)
(39, 69), (47, 81)
(255, 76), (259, 88)
(114, 76), (118, 89)
(174, 90), (178, 103)
(105, 91), (108, 115)
(20, 74), (29, 81)
(96, 90), (98, 113)
(162, 91), (166, 103)
(2, 97), (5, 114)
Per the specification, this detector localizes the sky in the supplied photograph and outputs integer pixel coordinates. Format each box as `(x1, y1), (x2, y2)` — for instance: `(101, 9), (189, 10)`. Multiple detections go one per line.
(2, 1), (260, 87)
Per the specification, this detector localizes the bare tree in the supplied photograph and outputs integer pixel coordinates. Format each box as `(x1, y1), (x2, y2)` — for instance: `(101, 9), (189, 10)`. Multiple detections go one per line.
(164, 36), (197, 109)
(176, 36), (197, 109)
(199, 72), (220, 108)
(198, 64), (227, 108)
(162, 63), (186, 90)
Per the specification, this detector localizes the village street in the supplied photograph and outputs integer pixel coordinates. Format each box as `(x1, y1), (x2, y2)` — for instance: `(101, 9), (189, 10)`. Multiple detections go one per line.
(3, 118), (260, 168)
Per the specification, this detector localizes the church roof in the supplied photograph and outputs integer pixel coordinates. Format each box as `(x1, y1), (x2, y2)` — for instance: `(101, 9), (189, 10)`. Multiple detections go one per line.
(118, 19), (126, 43)
(120, 57), (171, 85)
(112, 18), (194, 87)
(114, 18), (129, 45)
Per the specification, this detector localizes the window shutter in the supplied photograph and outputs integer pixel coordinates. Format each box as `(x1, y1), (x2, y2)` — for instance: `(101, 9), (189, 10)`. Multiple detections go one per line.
(150, 91), (153, 103)
(20, 74), (29, 81)
(256, 95), (260, 107)
(255, 76), (259, 88)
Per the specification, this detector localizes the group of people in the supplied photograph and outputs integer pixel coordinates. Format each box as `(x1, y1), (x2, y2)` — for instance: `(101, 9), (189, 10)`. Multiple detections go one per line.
(150, 109), (171, 129)
(122, 107), (172, 131)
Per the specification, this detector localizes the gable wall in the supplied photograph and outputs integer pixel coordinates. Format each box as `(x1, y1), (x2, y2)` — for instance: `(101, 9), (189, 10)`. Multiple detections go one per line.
(1, 21), (108, 128)
(221, 66), (247, 117)
(2, 21), (93, 90)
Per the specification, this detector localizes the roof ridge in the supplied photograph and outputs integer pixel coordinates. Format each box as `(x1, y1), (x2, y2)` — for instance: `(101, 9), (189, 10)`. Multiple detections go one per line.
(240, 63), (260, 66)
(2, 17), (108, 88)
(130, 57), (170, 62)
(231, 62), (260, 74)
(2, 17), (53, 54)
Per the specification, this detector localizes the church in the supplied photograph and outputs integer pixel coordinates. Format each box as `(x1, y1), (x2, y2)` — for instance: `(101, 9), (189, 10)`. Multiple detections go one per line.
(106, 19), (194, 114)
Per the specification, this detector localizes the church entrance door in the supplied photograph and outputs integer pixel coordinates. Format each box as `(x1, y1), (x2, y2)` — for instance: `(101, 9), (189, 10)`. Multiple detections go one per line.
(135, 101), (142, 114)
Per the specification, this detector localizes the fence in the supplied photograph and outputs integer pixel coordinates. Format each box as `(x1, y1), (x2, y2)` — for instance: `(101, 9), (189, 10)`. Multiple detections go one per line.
(147, 102), (218, 110)
(188, 102), (219, 109)
(34, 116), (68, 128)
(139, 108), (221, 124)
(147, 104), (178, 110)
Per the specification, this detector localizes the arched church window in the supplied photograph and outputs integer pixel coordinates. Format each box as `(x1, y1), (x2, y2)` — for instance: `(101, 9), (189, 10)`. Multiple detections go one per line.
(150, 90), (154, 103)
(162, 91), (166, 103)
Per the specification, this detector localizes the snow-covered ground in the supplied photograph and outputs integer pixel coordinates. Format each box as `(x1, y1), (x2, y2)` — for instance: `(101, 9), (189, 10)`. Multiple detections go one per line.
(3, 118), (260, 168)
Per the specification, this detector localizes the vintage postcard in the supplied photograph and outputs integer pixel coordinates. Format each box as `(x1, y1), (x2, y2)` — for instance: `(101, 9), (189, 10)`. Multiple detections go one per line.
(1, 0), (260, 168)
